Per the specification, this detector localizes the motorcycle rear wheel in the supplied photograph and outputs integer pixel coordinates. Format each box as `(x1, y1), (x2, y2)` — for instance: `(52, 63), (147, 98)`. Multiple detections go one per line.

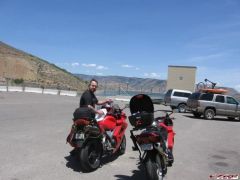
(145, 152), (164, 180)
(80, 140), (102, 172)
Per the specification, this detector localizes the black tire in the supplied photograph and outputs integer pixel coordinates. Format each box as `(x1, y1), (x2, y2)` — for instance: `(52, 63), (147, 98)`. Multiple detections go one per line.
(193, 112), (202, 118)
(178, 103), (186, 113)
(145, 152), (164, 180)
(80, 140), (102, 172)
(204, 109), (215, 120)
(118, 135), (126, 155)
(227, 117), (235, 120)
(170, 106), (176, 110)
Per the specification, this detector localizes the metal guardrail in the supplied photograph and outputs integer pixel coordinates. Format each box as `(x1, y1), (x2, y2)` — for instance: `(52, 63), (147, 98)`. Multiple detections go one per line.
(0, 85), (78, 97)
(0, 85), (165, 102)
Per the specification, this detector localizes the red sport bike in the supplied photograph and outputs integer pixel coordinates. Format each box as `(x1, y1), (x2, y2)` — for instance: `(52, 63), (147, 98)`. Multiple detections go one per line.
(67, 102), (128, 172)
(129, 94), (175, 180)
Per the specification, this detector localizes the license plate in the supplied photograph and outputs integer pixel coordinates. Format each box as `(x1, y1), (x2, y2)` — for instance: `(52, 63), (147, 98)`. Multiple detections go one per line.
(75, 133), (85, 140)
(140, 143), (153, 151)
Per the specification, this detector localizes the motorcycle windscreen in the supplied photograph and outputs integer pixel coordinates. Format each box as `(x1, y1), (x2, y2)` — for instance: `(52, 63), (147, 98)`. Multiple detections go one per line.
(129, 94), (154, 114)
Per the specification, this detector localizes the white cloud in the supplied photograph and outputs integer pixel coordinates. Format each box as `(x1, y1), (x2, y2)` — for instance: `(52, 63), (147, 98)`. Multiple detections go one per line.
(71, 62), (80, 67)
(122, 64), (133, 68)
(188, 53), (226, 63)
(235, 85), (240, 92)
(144, 72), (160, 78)
(81, 63), (108, 71)
(55, 62), (70, 66)
(121, 64), (140, 70)
(96, 65), (108, 70)
(82, 63), (97, 67)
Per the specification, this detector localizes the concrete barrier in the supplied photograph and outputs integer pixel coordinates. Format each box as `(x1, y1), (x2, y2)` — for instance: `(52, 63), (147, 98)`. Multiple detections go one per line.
(43, 89), (59, 95)
(114, 98), (130, 102)
(0, 86), (7, 92)
(60, 90), (77, 97)
(8, 86), (23, 92)
(24, 87), (43, 94)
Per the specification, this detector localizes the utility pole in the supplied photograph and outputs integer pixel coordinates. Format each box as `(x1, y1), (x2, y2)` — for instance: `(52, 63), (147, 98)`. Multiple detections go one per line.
(118, 83), (121, 95)
(104, 81), (106, 96)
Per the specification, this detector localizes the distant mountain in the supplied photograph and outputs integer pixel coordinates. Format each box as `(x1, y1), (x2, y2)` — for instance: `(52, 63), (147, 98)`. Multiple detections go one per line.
(75, 74), (167, 93)
(0, 41), (87, 91)
(76, 74), (240, 100)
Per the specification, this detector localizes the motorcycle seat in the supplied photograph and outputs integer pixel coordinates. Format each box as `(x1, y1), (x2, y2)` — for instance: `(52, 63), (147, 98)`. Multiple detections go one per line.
(74, 119), (90, 126)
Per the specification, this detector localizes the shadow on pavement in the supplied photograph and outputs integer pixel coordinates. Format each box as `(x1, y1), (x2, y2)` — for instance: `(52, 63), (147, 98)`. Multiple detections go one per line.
(65, 154), (83, 172)
(114, 160), (147, 180)
(65, 152), (121, 173)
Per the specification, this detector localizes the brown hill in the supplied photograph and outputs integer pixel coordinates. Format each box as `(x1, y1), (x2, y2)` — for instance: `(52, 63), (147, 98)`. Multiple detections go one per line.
(0, 41), (87, 91)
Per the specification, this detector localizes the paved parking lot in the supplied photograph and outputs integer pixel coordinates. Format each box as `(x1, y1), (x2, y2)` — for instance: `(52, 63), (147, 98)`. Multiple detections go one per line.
(0, 92), (239, 180)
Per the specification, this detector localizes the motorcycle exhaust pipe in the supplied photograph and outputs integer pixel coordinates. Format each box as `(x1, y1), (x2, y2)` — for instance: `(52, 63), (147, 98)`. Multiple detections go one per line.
(154, 143), (168, 157)
(154, 143), (168, 167)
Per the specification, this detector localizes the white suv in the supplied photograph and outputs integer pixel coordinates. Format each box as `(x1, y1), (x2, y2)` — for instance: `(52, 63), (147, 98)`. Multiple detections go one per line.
(164, 89), (192, 113)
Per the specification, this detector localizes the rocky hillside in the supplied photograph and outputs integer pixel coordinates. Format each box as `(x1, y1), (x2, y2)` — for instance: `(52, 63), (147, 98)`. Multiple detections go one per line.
(0, 41), (87, 91)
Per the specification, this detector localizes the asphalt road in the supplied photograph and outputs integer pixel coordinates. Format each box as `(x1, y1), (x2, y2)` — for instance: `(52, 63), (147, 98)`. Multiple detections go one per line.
(0, 92), (239, 180)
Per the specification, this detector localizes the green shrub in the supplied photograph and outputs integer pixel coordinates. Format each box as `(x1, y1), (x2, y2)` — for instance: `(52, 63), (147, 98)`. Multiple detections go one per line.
(13, 78), (24, 84)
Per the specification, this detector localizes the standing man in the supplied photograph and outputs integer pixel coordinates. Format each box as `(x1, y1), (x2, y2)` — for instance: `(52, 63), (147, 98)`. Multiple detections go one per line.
(69, 78), (111, 156)
(80, 78), (112, 115)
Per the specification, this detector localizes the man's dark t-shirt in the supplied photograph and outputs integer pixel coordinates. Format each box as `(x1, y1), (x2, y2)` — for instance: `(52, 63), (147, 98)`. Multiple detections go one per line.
(80, 90), (98, 108)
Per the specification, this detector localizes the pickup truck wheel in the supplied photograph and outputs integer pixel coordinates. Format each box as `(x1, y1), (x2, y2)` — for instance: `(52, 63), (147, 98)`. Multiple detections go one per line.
(204, 109), (215, 120)
(178, 104), (186, 113)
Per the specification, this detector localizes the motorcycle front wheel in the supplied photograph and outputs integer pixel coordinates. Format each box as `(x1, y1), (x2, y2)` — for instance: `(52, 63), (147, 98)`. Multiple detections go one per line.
(118, 135), (126, 155)
(145, 151), (164, 180)
(80, 140), (102, 172)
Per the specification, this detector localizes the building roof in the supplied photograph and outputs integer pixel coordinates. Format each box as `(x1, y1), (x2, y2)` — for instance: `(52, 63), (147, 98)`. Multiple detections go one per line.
(168, 65), (197, 69)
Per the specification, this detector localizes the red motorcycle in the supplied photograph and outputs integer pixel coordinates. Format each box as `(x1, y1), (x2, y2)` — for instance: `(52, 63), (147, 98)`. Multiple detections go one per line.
(67, 102), (128, 172)
(129, 94), (175, 180)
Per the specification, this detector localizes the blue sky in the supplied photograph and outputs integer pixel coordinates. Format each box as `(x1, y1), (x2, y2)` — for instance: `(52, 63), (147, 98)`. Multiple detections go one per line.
(1, 0), (240, 91)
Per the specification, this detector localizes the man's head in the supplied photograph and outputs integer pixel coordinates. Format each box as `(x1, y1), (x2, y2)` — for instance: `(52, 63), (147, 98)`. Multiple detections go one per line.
(88, 79), (98, 92)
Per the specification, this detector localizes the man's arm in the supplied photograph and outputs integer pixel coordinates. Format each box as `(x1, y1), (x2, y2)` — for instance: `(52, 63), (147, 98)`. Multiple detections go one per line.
(97, 99), (112, 105)
(87, 105), (104, 115)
